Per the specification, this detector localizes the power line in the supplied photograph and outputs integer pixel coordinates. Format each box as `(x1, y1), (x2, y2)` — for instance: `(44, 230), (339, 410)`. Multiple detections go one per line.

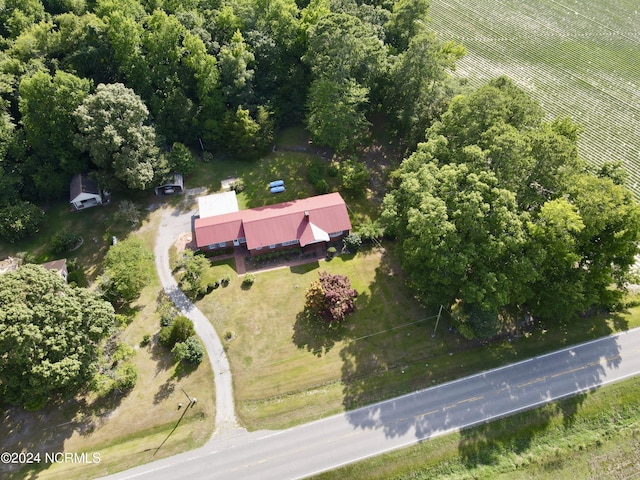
(250, 314), (440, 369)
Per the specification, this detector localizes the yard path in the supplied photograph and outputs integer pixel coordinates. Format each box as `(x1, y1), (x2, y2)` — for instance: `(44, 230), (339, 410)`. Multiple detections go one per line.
(153, 200), (241, 437)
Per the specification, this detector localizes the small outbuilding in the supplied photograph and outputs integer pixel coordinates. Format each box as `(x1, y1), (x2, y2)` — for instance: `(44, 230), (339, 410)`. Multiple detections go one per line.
(155, 173), (184, 195)
(40, 258), (68, 282)
(70, 174), (103, 211)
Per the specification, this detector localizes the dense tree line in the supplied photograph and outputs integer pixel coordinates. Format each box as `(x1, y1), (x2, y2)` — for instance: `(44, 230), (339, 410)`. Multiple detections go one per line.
(2, 0), (636, 343)
(382, 77), (640, 338)
(0, 0), (460, 212)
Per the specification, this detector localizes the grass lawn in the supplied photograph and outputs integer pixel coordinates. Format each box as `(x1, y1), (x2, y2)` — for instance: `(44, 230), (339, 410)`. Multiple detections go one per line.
(194, 242), (640, 431)
(0, 206), (215, 480)
(313, 375), (640, 480)
(197, 247), (433, 429)
(0, 191), (157, 283)
(3, 124), (640, 477)
(188, 129), (380, 224)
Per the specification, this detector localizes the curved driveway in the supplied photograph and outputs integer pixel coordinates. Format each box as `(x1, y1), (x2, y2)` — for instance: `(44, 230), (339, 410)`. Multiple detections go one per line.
(153, 202), (239, 434)
(104, 241), (640, 480)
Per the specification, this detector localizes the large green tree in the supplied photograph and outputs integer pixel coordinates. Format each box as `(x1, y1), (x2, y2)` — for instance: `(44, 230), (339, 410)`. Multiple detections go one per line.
(302, 11), (387, 150)
(49, 13), (115, 83)
(19, 69), (91, 199)
(387, 32), (464, 145)
(218, 29), (256, 110)
(0, 200), (45, 242)
(0, 264), (115, 409)
(385, 0), (430, 52)
(74, 83), (163, 190)
(383, 79), (640, 335)
(100, 236), (154, 304)
(306, 77), (369, 152)
(221, 105), (273, 159)
(382, 156), (532, 319)
(304, 11), (387, 84)
(0, 0), (46, 38)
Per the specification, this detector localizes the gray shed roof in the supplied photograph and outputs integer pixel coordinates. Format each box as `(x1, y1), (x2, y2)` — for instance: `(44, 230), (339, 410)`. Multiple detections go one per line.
(70, 173), (100, 201)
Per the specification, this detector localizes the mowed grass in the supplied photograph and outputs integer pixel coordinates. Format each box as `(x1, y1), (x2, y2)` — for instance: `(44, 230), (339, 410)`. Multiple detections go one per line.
(196, 247), (435, 429)
(0, 207), (215, 480)
(194, 242), (640, 431)
(313, 375), (640, 480)
(189, 128), (379, 224)
(429, 0), (640, 198)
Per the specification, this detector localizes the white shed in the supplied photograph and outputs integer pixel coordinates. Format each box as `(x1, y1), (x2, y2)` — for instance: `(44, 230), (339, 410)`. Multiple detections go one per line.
(70, 174), (102, 210)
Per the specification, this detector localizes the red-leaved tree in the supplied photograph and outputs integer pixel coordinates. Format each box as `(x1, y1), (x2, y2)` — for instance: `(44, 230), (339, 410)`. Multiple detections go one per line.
(305, 271), (358, 322)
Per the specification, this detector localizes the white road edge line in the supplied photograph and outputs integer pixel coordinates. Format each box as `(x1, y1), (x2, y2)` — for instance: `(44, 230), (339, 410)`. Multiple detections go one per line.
(294, 368), (640, 480)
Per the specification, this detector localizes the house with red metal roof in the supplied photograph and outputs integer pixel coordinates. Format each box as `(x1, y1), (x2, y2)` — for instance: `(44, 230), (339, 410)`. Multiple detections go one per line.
(193, 192), (352, 255)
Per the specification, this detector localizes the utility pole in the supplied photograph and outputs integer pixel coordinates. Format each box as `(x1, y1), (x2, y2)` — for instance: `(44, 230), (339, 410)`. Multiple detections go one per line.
(432, 305), (443, 338)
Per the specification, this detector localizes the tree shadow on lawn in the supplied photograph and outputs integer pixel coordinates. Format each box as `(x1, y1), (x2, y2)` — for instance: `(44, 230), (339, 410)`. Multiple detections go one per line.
(153, 360), (199, 405)
(339, 252), (435, 411)
(151, 338), (176, 377)
(0, 399), (87, 480)
(340, 253), (622, 446)
(292, 309), (349, 357)
(0, 384), (134, 479)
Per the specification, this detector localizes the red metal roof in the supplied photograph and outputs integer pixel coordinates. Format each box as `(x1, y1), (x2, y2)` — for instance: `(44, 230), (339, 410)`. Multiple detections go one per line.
(194, 192), (352, 249)
(194, 212), (245, 247)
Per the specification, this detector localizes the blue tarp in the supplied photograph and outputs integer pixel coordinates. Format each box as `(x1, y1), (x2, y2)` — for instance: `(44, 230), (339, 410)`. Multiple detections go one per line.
(270, 186), (285, 194)
(269, 180), (285, 188)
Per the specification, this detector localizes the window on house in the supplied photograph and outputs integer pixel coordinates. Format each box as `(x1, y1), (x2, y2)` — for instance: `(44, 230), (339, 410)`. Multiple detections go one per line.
(329, 231), (343, 238)
(218, 242), (227, 248)
(238, 237), (246, 243)
(269, 244), (276, 249)
(281, 239), (299, 246)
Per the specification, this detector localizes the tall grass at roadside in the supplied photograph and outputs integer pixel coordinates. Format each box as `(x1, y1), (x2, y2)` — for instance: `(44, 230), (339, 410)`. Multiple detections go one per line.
(314, 375), (640, 480)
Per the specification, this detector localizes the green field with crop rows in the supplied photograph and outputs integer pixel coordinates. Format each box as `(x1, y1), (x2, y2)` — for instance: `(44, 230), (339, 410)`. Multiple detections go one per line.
(430, 0), (640, 198)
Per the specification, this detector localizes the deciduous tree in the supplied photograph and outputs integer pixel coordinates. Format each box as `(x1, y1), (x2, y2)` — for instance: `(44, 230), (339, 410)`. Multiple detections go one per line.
(383, 157), (531, 318)
(0, 200), (45, 242)
(306, 77), (369, 152)
(384, 79), (640, 330)
(218, 30), (255, 109)
(74, 83), (162, 190)
(19, 69), (91, 199)
(305, 271), (358, 323)
(0, 264), (115, 409)
(172, 335), (204, 364)
(100, 236), (154, 304)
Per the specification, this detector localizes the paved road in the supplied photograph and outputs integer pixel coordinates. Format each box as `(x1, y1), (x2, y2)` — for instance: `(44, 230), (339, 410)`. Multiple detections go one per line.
(102, 327), (640, 480)
(153, 201), (239, 433)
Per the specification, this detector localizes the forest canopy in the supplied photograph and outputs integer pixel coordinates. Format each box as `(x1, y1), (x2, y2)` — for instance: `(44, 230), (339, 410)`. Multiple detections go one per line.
(382, 77), (640, 338)
(1, 1), (638, 339)
(0, 0), (462, 205)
